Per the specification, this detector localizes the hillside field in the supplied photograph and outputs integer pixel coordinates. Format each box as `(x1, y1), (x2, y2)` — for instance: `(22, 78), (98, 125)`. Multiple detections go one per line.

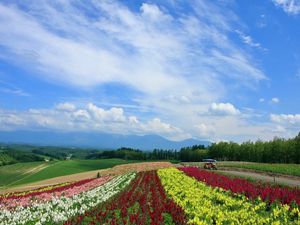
(0, 163), (299, 224)
(0, 159), (137, 188)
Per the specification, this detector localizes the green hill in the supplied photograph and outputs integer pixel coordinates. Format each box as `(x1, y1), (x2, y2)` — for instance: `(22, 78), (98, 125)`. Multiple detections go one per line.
(0, 159), (137, 188)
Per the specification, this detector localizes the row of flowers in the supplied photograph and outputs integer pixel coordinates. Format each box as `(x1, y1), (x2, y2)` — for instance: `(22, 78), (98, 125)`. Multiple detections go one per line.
(64, 171), (186, 225)
(0, 178), (96, 202)
(0, 172), (136, 225)
(0, 181), (74, 199)
(1, 177), (112, 209)
(158, 167), (300, 225)
(180, 166), (300, 206)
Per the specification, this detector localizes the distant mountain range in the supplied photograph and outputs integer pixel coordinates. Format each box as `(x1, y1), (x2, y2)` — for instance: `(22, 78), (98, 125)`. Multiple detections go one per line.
(0, 131), (211, 150)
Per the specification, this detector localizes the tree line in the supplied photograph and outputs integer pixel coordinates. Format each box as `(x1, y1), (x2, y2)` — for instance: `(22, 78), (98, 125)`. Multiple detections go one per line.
(87, 133), (300, 164)
(209, 134), (300, 163)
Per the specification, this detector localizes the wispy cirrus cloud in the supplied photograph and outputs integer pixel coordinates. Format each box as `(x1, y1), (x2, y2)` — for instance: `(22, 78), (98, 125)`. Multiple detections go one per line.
(235, 30), (266, 51)
(0, 81), (30, 97)
(0, 0), (277, 142)
(0, 1), (265, 98)
(272, 0), (300, 15)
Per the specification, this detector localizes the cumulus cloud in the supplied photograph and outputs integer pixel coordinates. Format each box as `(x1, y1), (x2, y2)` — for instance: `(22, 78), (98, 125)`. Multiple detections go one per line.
(55, 102), (76, 112)
(210, 102), (240, 115)
(145, 118), (181, 134)
(272, 0), (300, 15)
(0, 103), (185, 140)
(271, 114), (300, 125)
(194, 123), (215, 138)
(87, 103), (126, 123)
(270, 97), (280, 104)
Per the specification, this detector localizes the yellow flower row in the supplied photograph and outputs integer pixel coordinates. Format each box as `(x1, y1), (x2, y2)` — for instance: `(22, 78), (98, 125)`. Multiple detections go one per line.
(157, 168), (300, 225)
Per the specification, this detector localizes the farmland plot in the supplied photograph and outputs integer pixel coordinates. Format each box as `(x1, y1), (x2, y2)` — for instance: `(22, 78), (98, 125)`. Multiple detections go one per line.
(0, 165), (299, 225)
(158, 167), (300, 225)
(65, 171), (186, 225)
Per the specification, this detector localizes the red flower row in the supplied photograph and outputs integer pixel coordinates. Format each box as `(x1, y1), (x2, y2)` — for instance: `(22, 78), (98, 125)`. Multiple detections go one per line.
(0, 178), (95, 201)
(180, 167), (300, 206)
(64, 171), (187, 225)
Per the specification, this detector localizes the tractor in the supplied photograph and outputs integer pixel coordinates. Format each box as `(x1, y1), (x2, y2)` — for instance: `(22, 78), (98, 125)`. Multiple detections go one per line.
(203, 159), (217, 170)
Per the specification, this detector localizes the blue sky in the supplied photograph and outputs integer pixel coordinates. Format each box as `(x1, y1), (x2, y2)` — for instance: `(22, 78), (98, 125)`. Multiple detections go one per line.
(0, 0), (300, 142)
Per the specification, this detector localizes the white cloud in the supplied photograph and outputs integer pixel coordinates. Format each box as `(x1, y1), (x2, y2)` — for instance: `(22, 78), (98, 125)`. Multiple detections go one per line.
(271, 114), (300, 125)
(129, 116), (139, 124)
(0, 103), (185, 140)
(269, 97), (280, 104)
(0, 1), (266, 100)
(144, 118), (181, 134)
(0, 81), (30, 97)
(259, 98), (265, 102)
(210, 102), (240, 115)
(87, 103), (126, 122)
(272, 0), (300, 15)
(235, 30), (263, 49)
(0, 87), (30, 97)
(72, 109), (90, 122)
(194, 123), (215, 138)
(55, 102), (76, 112)
(0, 112), (26, 128)
(1, 102), (299, 142)
(0, 1), (274, 142)
(140, 3), (169, 21)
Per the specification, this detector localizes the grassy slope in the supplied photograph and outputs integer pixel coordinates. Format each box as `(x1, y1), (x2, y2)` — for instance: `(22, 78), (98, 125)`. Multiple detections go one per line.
(182, 161), (300, 177)
(0, 152), (16, 165)
(13, 158), (137, 186)
(0, 162), (46, 187)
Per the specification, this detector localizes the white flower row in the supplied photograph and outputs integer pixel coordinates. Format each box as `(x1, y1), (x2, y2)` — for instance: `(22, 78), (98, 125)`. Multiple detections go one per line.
(0, 172), (136, 225)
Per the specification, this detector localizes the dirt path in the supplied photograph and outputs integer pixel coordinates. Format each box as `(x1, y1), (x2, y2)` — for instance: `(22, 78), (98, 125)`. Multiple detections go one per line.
(217, 169), (300, 187)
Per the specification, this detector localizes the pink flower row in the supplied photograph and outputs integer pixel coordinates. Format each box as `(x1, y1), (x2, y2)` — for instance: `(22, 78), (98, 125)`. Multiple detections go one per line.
(1, 176), (112, 209)
(0, 178), (94, 201)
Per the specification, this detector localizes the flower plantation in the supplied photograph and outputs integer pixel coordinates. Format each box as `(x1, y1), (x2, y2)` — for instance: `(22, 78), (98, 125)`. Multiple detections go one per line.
(180, 167), (300, 206)
(65, 171), (186, 225)
(0, 165), (299, 225)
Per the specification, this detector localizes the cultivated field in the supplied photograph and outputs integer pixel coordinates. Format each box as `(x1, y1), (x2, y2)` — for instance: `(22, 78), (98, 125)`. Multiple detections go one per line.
(0, 162), (47, 187)
(0, 159), (137, 188)
(0, 161), (299, 224)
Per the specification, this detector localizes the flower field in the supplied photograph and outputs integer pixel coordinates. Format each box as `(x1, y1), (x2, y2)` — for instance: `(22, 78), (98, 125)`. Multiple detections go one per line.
(180, 167), (300, 206)
(0, 164), (299, 224)
(158, 167), (299, 224)
(0, 173), (135, 224)
(65, 171), (186, 225)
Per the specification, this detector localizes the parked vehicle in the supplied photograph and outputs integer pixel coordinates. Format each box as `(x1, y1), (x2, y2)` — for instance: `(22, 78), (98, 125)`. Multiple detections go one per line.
(203, 159), (217, 170)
